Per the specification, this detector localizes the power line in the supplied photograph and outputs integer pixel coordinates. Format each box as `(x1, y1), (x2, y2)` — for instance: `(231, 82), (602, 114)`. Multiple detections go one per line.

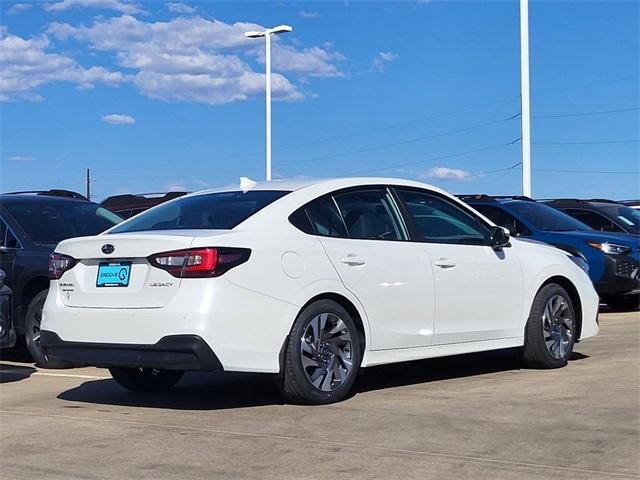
(346, 141), (520, 176)
(534, 168), (638, 175)
(533, 106), (639, 119)
(533, 139), (639, 145)
(96, 115), (520, 183)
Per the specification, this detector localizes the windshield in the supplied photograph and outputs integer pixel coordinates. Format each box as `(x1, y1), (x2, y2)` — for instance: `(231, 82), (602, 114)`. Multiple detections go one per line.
(110, 190), (289, 234)
(601, 205), (640, 234)
(5, 201), (122, 243)
(506, 201), (592, 232)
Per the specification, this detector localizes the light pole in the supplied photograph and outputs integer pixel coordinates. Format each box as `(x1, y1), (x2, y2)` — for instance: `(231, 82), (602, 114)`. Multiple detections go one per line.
(520, 0), (532, 197)
(245, 24), (293, 182)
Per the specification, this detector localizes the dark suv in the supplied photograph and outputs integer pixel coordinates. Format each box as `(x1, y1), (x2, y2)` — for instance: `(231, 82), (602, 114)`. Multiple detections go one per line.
(0, 190), (122, 365)
(542, 199), (640, 236)
(101, 192), (188, 219)
(460, 195), (640, 310)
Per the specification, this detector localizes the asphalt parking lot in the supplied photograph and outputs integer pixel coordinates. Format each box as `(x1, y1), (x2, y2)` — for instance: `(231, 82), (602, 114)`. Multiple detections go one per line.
(1, 310), (638, 480)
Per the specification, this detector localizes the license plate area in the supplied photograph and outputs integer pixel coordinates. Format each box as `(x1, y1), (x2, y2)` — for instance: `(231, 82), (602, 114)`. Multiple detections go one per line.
(96, 262), (131, 288)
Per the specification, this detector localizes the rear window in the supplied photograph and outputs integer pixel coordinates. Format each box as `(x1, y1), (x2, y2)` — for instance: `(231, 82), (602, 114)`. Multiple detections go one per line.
(110, 191), (289, 234)
(5, 201), (122, 244)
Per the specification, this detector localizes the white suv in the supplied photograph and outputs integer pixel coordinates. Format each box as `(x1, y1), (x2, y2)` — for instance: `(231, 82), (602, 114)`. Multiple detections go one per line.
(42, 178), (599, 404)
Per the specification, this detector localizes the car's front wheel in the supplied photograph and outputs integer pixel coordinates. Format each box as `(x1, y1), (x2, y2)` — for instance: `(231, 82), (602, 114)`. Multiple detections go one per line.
(109, 367), (184, 392)
(280, 300), (362, 404)
(523, 284), (576, 369)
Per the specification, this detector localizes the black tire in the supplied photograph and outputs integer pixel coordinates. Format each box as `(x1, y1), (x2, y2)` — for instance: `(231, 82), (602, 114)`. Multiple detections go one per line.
(24, 290), (69, 369)
(109, 367), (184, 392)
(603, 294), (640, 311)
(523, 284), (576, 369)
(279, 299), (362, 405)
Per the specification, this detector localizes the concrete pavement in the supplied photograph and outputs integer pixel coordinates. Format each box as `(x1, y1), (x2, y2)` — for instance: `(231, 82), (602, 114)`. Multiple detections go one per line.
(1, 310), (638, 479)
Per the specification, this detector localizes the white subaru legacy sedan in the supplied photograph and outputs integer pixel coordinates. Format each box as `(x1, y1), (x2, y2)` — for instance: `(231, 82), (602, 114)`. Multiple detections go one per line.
(42, 178), (598, 404)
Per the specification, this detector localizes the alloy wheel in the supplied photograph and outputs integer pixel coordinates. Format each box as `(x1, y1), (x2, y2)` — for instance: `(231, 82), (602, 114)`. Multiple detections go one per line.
(300, 312), (353, 392)
(542, 294), (573, 359)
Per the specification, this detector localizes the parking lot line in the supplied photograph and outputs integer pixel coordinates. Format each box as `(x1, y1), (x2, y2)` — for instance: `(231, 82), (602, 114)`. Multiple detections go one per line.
(1, 409), (637, 479)
(0, 369), (109, 380)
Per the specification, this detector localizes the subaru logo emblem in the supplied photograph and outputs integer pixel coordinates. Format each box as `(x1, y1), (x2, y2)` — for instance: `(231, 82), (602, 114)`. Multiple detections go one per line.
(101, 244), (115, 254)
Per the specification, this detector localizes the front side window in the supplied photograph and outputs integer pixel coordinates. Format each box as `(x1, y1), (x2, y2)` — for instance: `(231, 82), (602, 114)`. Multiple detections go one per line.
(333, 189), (407, 241)
(4, 202), (122, 244)
(111, 191), (289, 234)
(398, 189), (489, 245)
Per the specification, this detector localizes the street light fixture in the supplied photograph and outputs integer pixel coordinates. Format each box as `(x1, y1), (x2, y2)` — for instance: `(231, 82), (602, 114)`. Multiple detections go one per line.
(245, 24), (293, 182)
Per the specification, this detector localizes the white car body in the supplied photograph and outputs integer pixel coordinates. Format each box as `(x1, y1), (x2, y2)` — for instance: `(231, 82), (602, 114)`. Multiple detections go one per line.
(42, 178), (599, 374)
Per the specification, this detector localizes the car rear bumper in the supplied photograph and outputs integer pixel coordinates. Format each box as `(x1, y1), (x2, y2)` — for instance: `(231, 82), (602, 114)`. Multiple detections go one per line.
(41, 331), (223, 371)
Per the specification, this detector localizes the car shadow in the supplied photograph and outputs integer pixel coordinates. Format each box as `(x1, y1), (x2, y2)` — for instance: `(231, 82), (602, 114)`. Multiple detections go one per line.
(57, 347), (589, 410)
(0, 363), (37, 383)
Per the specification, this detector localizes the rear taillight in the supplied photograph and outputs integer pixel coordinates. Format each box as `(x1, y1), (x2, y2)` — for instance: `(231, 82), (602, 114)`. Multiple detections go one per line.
(148, 247), (251, 278)
(49, 253), (77, 280)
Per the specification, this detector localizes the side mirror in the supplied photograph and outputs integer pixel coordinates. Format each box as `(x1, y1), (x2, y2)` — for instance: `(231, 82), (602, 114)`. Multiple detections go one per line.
(490, 226), (511, 250)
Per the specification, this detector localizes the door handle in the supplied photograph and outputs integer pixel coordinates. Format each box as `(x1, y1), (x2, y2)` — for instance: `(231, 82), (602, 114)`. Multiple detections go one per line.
(340, 255), (366, 266)
(434, 259), (456, 269)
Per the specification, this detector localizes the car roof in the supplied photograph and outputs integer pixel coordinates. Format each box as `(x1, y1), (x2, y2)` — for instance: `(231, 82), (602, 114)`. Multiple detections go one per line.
(541, 198), (624, 208)
(0, 191), (91, 204)
(187, 177), (447, 197)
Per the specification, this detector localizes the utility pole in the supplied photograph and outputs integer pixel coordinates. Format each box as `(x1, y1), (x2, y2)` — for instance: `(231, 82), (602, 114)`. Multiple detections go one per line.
(520, 0), (532, 197)
(86, 168), (91, 200)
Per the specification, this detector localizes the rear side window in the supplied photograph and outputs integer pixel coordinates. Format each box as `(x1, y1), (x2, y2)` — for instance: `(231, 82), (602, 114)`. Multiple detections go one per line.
(110, 191), (289, 233)
(303, 197), (348, 238)
(0, 219), (20, 248)
(333, 189), (407, 241)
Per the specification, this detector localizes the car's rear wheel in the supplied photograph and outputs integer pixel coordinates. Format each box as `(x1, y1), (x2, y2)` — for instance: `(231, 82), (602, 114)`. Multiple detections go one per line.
(602, 293), (640, 311)
(523, 284), (576, 369)
(280, 300), (362, 404)
(109, 367), (184, 392)
(24, 290), (69, 369)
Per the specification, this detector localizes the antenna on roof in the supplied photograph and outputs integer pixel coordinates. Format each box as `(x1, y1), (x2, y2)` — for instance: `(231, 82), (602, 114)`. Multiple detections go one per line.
(239, 177), (258, 193)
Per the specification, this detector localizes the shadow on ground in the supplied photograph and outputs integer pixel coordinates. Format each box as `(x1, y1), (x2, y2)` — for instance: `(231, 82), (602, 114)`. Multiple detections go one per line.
(0, 363), (37, 384)
(57, 347), (589, 410)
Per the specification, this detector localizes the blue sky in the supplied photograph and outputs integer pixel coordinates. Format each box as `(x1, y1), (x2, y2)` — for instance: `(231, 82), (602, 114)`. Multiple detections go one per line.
(1, 0), (638, 201)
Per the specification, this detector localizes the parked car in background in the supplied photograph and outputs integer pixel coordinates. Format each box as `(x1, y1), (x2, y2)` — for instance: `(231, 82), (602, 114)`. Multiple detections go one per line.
(620, 200), (640, 210)
(542, 199), (640, 235)
(42, 178), (598, 404)
(0, 190), (122, 365)
(460, 195), (640, 311)
(101, 192), (188, 219)
(0, 269), (15, 349)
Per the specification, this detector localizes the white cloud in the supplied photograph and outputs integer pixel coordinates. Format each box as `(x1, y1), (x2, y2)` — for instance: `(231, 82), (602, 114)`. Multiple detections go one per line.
(372, 51), (398, 72)
(45, 0), (143, 14)
(0, 28), (126, 102)
(5, 155), (35, 162)
(166, 2), (195, 14)
(6, 3), (32, 15)
(298, 10), (320, 19)
(101, 113), (135, 125)
(423, 166), (471, 180)
(47, 15), (343, 104)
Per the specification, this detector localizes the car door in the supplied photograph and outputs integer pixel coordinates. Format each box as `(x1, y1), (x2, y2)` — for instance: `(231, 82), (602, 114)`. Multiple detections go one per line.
(0, 218), (21, 282)
(395, 188), (524, 344)
(304, 187), (436, 350)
